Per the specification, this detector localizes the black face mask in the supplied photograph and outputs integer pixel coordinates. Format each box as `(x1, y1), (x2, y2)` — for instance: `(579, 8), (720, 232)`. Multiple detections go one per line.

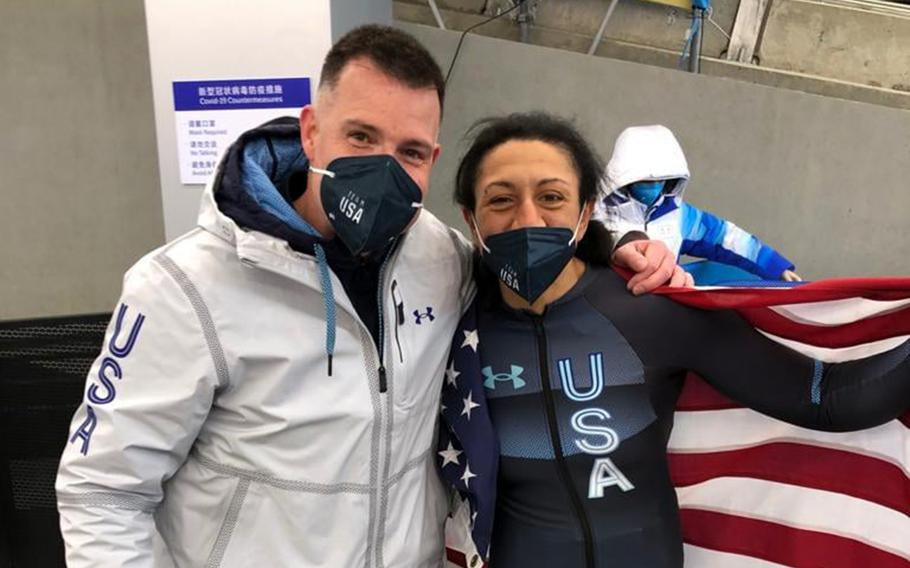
(475, 215), (583, 304)
(311, 155), (423, 255)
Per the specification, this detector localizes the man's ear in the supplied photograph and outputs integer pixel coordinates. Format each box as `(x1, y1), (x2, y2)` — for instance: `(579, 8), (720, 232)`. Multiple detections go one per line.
(299, 104), (317, 162)
(430, 143), (442, 166)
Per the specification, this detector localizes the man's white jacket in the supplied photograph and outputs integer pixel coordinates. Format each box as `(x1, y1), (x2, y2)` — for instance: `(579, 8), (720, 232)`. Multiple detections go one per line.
(56, 122), (474, 567)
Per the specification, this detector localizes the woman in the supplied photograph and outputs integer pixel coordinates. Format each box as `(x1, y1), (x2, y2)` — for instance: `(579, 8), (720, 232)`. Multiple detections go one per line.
(437, 112), (910, 568)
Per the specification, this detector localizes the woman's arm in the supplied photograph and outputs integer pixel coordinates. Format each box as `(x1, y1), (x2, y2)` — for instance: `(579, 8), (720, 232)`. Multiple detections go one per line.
(586, 269), (909, 432)
(668, 305), (910, 432)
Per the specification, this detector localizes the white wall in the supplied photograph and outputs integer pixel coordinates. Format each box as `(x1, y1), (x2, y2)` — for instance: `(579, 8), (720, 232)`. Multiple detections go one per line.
(144, 0), (335, 240)
(145, 0), (394, 241)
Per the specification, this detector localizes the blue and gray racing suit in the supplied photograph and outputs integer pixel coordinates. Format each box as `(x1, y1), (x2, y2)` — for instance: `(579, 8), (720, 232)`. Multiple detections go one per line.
(442, 265), (910, 568)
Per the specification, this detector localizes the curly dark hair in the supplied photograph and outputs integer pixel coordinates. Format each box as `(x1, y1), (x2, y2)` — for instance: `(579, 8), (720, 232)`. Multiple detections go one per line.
(320, 25), (445, 113)
(454, 112), (613, 266)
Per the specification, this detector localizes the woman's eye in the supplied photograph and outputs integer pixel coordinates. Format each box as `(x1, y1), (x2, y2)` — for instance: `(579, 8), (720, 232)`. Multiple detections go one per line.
(540, 192), (565, 203)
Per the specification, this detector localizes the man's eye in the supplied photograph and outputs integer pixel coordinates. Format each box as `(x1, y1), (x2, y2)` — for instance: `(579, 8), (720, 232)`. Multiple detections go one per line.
(402, 149), (425, 162)
(349, 131), (370, 144)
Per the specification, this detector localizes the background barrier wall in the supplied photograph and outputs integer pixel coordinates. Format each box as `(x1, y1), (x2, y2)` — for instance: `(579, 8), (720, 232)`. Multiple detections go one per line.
(0, 1), (163, 320)
(403, 23), (910, 279)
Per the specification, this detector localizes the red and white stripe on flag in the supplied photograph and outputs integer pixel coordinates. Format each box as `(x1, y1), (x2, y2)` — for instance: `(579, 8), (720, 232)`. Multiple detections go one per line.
(662, 277), (910, 568)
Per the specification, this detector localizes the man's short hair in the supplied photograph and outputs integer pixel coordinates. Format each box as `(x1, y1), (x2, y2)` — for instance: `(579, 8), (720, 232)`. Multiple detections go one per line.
(321, 25), (445, 112)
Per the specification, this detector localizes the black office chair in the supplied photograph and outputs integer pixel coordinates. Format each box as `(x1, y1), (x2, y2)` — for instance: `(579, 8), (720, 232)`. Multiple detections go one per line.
(0, 314), (109, 568)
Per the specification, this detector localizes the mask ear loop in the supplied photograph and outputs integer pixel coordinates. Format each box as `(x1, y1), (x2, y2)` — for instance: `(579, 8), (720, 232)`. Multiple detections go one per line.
(471, 214), (491, 254)
(309, 165), (336, 178)
(568, 210), (586, 246)
(314, 163), (423, 209)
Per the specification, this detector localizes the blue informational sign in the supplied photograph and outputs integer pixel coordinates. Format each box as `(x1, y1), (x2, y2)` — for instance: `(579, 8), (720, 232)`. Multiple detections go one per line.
(172, 77), (311, 111)
(172, 76), (311, 184)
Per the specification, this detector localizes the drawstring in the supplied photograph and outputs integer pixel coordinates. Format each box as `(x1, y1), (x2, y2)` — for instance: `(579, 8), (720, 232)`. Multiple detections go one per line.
(314, 243), (336, 376)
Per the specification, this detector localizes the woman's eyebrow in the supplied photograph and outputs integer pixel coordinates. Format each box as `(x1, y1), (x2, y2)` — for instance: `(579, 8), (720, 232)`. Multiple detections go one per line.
(483, 180), (516, 193)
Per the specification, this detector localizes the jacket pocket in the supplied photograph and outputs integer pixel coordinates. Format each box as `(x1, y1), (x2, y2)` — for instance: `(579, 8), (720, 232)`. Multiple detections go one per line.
(216, 483), (371, 567)
(204, 477), (251, 568)
(391, 279), (406, 364)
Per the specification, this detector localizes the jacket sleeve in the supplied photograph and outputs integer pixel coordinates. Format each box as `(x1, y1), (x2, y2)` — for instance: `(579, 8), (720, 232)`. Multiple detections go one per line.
(55, 252), (224, 567)
(612, 230), (650, 252)
(591, 198), (644, 252)
(678, 203), (795, 279)
(662, 301), (910, 432)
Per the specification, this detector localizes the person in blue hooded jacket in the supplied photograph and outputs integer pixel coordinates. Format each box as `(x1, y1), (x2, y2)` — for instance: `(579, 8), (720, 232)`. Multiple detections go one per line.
(594, 124), (802, 282)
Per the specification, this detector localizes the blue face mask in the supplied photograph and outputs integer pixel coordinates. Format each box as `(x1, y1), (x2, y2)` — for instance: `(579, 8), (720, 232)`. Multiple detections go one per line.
(627, 180), (665, 207)
(475, 216), (582, 304)
(311, 155), (423, 255)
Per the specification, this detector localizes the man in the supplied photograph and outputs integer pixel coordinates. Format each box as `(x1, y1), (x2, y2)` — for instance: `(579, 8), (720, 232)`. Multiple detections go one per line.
(56, 25), (685, 567)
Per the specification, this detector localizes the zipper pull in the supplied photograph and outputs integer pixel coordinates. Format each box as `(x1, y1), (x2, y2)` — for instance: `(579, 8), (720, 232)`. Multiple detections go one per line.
(391, 280), (405, 325)
(378, 365), (388, 393)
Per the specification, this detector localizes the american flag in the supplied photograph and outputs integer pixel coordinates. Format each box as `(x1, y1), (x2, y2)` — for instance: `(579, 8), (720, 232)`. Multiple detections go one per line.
(438, 304), (498, 568)
(663, 277), (910, 568)
(441, 276), (910, 568)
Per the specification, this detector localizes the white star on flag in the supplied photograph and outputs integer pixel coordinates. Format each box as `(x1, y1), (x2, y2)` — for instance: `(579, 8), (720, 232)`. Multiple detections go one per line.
(445, 361), (461, 387)
(438, 441), (462, 468)
(461, 329), (480, 352)
(461, 463), (477, 488)
(461, 390), (480, 420)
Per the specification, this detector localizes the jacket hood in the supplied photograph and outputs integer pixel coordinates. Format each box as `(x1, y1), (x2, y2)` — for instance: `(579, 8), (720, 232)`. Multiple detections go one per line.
(207, 116), (340, 375)
(603, 125), (690, 199)
(212, 116), (323, 254)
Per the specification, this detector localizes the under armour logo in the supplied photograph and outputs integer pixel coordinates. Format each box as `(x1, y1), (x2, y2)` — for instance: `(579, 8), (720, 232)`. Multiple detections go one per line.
(482, 365), (526, 390)
(413, 307), (435, 324)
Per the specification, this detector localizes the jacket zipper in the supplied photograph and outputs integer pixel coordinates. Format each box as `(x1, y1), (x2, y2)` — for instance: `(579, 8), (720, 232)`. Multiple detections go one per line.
(369, 239), (405, 568)
(377, 275), (387, 393)
(643, 201), (657, 231)
(642, 188), (672, 231)
(533, 316), (595, 568)
(241, 242), (400, 567)
(375, 243), (400, 394)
